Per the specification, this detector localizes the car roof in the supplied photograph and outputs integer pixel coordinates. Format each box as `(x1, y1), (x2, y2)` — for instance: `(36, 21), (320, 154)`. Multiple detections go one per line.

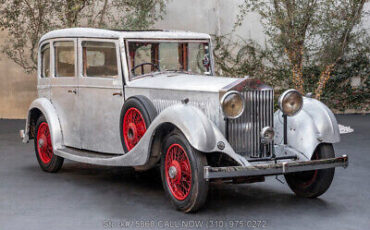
(39, 28), (211, 44)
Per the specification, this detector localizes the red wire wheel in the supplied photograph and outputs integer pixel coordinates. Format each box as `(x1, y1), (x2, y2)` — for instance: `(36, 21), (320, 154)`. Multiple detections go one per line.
(36, 122), (53, 164)
(165, 144), (192, 201)
(122, 108), (147, 151)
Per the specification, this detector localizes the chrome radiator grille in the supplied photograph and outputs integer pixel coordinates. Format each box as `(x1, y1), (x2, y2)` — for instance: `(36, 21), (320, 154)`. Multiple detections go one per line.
(227, 89), (274, 158)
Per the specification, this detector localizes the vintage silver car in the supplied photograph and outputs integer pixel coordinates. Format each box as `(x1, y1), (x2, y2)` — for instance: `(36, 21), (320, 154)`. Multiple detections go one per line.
(20, 28), (348, 212)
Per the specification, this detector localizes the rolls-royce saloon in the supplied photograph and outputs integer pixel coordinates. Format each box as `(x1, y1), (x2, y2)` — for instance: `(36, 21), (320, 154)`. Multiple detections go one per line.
(20, 28), (348, 212)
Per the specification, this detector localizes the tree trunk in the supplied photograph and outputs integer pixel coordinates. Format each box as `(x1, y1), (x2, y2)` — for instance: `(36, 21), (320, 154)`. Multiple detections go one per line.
(292, 64), (304, 94)
(285, 45), (305, 94)
(315, 64), (335, 100)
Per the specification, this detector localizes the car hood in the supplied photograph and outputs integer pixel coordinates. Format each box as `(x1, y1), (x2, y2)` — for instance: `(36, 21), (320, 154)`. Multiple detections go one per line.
(126, 73), (238, 93)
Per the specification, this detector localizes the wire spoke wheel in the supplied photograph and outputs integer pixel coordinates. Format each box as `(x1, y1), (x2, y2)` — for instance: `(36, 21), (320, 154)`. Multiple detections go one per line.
(161, 133), (208, 212)
(123, 108), (147, 151)
(34, 116), (63, 172)
(36, 122), (53, 164)
(165, 144), (192, 201)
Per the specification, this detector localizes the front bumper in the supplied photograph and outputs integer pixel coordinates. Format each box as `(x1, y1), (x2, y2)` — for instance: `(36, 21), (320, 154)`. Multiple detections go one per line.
(204, 154), (348, 179)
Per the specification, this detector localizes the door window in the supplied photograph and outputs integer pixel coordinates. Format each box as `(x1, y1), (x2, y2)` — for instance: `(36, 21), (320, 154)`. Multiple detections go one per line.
(40, 44), (50, 78)
(82, 41), (118, 78)
(54, 41), (75, 77)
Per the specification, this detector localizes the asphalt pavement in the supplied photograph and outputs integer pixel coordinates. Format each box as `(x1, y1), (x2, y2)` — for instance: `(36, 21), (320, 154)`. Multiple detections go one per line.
(0, 115), (369, 230)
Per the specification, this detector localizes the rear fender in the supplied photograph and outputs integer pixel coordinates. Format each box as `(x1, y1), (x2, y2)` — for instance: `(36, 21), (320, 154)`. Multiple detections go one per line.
(24, 98), (63, 150)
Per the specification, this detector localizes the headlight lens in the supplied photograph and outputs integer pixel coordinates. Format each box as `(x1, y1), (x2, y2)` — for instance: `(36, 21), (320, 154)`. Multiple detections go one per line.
(221, 91), (245, 119)
(278, 89), (303, 116)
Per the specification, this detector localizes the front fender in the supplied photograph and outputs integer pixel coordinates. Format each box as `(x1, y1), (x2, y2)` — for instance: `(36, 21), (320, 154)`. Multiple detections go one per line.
(274, 97), (340, 159)
(24, 98), (63, 150)
(123, 104), (249, 166)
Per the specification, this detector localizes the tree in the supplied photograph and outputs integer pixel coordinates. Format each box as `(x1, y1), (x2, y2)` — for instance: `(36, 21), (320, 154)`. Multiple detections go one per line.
(0, 0), (167, 73)
(235, 0), (368, 99)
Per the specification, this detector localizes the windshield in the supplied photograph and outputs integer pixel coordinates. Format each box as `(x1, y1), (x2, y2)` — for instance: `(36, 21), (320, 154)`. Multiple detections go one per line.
(127, 40), (211, 78)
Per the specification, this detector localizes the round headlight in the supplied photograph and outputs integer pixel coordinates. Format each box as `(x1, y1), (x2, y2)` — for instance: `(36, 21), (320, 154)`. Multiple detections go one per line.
(260, 126), (274, 144)
(221, 91), (245, 119)
(278, 89), (303, 116)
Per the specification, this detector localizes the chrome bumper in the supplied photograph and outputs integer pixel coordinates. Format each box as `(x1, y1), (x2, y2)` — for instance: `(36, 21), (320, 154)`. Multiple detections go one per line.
(204, 155), (348, 179)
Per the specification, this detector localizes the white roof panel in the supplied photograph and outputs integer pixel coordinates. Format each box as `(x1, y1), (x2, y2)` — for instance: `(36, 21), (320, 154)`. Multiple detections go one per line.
(40, 28), (211, 44)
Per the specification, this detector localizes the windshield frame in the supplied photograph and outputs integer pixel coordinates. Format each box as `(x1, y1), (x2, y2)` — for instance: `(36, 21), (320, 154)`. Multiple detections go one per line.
(124, 39), (213, 81)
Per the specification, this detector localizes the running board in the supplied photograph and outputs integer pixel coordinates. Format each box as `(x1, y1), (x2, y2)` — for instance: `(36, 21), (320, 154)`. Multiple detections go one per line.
(54, 147), (127, 166)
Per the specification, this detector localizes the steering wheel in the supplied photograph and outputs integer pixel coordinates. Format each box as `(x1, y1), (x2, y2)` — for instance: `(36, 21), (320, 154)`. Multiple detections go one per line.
(131, 62), (159, 75)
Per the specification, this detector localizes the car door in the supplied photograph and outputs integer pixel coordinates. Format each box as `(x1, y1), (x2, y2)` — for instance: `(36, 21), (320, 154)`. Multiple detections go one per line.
(78, 38), (125, 154)
(50, 39), (81, 148)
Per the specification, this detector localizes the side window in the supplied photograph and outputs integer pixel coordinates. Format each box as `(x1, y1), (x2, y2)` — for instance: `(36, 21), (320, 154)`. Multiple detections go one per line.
(40, 44), (50, 78)
(54, 41), (75, 77)
(188, 43), (210, 74)
(82, 41), (118, 78)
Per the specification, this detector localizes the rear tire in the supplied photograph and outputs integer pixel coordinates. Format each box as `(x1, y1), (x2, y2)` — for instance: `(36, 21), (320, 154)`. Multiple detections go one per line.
(34, 116), (64, 173)
(285, 144), (335, 198)
(160, 132), (209, 213)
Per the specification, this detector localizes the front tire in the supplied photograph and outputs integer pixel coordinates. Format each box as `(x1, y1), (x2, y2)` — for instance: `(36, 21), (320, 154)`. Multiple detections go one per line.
(160, 132), (209, 213)
(34, 116), (64, 172)
(285, 144), (335, 198)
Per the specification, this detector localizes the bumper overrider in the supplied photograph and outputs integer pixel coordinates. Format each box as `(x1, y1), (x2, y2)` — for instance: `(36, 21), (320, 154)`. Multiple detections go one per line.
(204, 155), (348, 180)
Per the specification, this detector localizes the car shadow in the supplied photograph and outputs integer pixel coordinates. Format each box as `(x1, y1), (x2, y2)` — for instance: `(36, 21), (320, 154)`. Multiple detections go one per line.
(21, 161), (341, 217)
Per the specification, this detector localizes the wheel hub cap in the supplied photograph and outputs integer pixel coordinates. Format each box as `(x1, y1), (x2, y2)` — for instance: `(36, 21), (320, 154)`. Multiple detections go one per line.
(38, 138), (45, 148)
(168, 160), (182, 182)
(127, 123), (138, 141)
(168, 166), (177, 179)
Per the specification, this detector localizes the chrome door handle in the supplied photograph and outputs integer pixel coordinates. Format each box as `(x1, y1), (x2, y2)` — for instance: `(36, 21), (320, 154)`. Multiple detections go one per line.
(68, 89), (77, 94)
(113, 92), (122, 96)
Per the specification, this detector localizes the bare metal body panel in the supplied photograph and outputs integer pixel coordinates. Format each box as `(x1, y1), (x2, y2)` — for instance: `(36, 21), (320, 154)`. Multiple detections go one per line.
(53, 104), (250, 166)
(125, 74), (237, 133)
(274, 97), (340, 160)
(50, 77), (81, 148)
(78, 80), (124, 154)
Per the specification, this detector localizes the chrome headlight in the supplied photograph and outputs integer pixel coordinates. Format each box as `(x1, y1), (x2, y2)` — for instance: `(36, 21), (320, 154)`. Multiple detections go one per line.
(278, 89), (303, 116)
(221, 91), (245, 119)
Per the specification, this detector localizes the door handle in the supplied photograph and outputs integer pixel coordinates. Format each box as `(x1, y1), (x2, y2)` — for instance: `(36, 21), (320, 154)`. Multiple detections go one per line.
(113, 92), (123, 96)
(68, 89), (77, 94)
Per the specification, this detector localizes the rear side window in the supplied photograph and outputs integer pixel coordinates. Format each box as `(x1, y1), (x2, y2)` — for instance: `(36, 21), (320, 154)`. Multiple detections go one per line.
(82, 41), (118, 78)
(54, 41), (75, 77)
(40, 44), (50, 78)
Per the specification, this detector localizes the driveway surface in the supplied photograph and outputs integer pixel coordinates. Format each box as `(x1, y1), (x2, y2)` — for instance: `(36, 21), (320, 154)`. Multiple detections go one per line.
(0, 115), (369, 230)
